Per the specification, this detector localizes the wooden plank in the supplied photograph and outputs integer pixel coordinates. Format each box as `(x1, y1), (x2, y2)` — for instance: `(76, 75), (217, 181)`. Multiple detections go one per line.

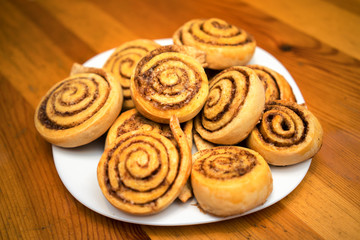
(247, 0), (360, 60)
(0, 72), (151, 240)
(143, 202), (323, 240)
(0, 0), (74, 109)
(1, 0), (359, 239)
(37, 0), (139, 52)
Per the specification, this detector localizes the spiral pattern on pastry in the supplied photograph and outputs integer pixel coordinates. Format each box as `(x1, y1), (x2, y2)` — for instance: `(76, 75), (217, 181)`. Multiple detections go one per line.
(247, 100), (323, 166)
(191, 146), (273, 217)
(247, 64), (296, 102)
(103, 39), (160, 110)
(105, 108), (193, 149)
(105, 108), (171, 148)
(130, 45), (209, 123)
(105, 108), (194, 203)
(173, 18), (256, 69)
(194, 66), (265, 145)
(97, 115), (191, 215)
(34, 64), (122, 147)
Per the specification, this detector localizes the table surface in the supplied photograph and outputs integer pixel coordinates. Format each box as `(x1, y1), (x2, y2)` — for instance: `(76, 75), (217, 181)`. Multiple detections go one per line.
(1, 0), (359, 239)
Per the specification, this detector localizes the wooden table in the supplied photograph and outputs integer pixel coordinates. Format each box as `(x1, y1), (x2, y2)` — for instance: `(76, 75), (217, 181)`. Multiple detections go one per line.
(1, 0), (359, 239)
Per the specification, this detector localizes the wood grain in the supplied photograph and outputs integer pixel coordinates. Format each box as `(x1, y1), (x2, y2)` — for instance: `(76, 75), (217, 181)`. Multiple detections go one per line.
(1, 0), (359, 239)
(0, 74), (150, 240)
(248, 0), (360, 60)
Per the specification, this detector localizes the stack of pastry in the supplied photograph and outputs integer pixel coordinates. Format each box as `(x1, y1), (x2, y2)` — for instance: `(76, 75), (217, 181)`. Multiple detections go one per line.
(34, 17), (323, 217)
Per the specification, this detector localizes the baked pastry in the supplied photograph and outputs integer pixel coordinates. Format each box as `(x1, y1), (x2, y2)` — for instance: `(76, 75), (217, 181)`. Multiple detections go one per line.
(191, 146), (273, 217)
(103, 39), (160, 110)
(105, 108), (193, 148)
(130, 45), (209, 123)
(105, 108), (172, 148)
(177, 119), (194, 202)
(173, 18), (256, 70)
(97, 115), (192, 215)
(247, 100), (323, 166)
(34, 63), (122, 148)
(247, 64), (296, 102)
(194, 66), (265, 145)
(105, 108), (194, 202)
(193, 131), (216, 151)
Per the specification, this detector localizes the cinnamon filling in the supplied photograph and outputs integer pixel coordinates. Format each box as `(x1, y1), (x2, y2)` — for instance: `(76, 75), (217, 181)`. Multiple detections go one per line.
(115, 112), (169, 138)
(194, 147), (257, 179)
(201, 68), (250, 132)
(198, 22), (241, 38)
(188, 23), (253, 46)
(204, 76), (237, 122)
(134, 57), (202, 110)
(103, 132), (182, 206)
(210, 21), (232, 30)
(253, 67), (281, 101)
(258, 102), (309, 147)
(104, 46), (151, 83)
(107, 53), (141, 80)
(37, 75), (110, 130)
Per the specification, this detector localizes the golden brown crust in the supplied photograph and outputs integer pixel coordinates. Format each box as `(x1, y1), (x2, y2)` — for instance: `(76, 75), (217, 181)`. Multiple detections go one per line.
(177, 181), (193, 203)
(97, 115), (192, 215)
(105, 109), (193, 149)
(103, 39), (161, 110)
(191, 146), (273, 217)
(247, 64), (296, 102)
(105, 108), (171, 148)
(34, 63), (122, 147)
(247, 100), (323, 166)
(130, 45), (209, 123)
(106, 109), (194, 203)
(177, 118), (194, 202)
(193, 131), (216, 151)
(173, 18), (256, 70)
(194, 66), (265, 145)
(183, 118), (193, 150)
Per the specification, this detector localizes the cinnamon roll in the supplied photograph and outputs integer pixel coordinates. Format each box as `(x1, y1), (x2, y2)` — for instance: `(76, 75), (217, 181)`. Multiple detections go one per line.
(97, 115), (192, 215)
(103, 39), (161, 110)
(105, 108), (194, 202)
(247, 64), (296, 102)
(173, 18), (256, 70)
(194, 66), (265, 145)
(34, 63), (122, 148)
(247, 100), (323, 166)
(130, 45), (209, 123)
(191, 146), (273, 217)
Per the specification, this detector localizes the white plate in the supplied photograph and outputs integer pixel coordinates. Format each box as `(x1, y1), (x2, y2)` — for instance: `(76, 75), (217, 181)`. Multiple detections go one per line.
(53, 38), (310, 226)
